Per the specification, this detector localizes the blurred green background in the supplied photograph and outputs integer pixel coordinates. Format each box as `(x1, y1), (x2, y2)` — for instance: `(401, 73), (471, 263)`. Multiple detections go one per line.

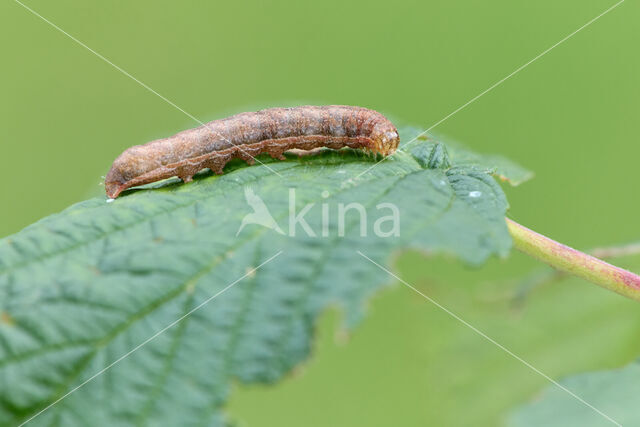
(1, 0), (638, 425)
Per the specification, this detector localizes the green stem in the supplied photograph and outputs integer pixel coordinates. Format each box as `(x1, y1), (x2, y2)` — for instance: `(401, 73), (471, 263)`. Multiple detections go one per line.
(506, 218), (640, 302)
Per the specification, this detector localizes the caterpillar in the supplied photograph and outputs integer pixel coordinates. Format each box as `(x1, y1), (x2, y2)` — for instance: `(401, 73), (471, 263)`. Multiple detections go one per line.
(105, 105), (400, 198)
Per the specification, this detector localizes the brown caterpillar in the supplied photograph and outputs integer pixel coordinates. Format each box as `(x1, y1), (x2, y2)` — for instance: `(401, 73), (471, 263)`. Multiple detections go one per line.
(105, 105), (399, 198)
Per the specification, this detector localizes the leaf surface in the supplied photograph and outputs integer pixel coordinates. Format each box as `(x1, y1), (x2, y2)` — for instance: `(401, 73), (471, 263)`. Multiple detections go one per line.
(510, 361), (640, 427)
(0, 129), (530, 426)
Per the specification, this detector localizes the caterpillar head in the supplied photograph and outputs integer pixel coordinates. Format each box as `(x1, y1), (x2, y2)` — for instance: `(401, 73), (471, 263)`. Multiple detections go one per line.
(371, 123), (400, 156)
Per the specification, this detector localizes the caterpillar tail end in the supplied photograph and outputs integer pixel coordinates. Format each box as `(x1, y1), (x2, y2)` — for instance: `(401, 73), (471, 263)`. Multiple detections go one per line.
(105, 166), (127, 199)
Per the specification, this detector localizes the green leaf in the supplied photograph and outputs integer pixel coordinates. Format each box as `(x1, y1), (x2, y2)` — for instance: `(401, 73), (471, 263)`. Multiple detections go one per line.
(510, 361), (640, 427)
(0, 129), (530, 426)
(406, 130), (534, 186)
